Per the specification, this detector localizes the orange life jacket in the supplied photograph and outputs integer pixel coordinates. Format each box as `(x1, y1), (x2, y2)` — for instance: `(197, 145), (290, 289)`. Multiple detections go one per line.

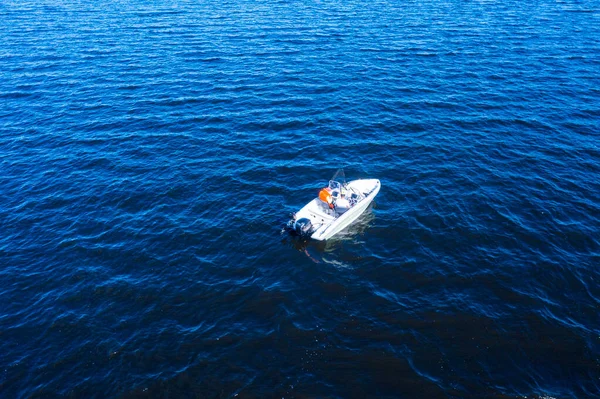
(319, 187), (332, 205)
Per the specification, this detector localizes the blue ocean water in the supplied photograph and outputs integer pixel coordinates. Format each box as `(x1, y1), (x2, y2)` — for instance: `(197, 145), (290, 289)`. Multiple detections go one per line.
(1, 0), (599, 397)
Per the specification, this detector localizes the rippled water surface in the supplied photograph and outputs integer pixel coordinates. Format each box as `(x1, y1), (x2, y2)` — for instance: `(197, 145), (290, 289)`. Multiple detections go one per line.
(1, 0), (600, 397)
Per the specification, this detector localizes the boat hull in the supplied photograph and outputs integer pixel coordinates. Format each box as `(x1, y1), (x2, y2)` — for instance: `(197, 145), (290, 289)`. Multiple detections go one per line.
(311, 179), (380, 240)
(297, 179), (380, 241)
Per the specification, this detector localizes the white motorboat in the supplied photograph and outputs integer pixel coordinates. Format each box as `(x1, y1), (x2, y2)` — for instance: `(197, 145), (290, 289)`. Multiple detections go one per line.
(287, 170), (381, 241)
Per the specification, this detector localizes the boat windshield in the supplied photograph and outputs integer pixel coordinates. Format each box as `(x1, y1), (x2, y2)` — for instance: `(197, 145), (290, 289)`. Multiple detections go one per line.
(328, 180), (342, 191)
(328, 168), (346, 190)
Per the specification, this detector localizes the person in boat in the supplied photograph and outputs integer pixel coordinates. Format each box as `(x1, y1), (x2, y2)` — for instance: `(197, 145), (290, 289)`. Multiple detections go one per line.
(318, 185), (351, 214)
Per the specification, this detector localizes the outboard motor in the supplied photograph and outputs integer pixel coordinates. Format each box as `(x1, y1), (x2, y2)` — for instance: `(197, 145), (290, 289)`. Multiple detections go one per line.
(293, 218), (313, 237)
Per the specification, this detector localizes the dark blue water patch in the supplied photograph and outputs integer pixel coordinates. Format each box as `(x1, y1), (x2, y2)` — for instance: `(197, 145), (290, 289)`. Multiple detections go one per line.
(1, 0), (600, 398)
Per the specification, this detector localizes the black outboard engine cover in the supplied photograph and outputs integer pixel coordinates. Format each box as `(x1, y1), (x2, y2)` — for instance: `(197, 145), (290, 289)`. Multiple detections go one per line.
(293, 218), (313, 237)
